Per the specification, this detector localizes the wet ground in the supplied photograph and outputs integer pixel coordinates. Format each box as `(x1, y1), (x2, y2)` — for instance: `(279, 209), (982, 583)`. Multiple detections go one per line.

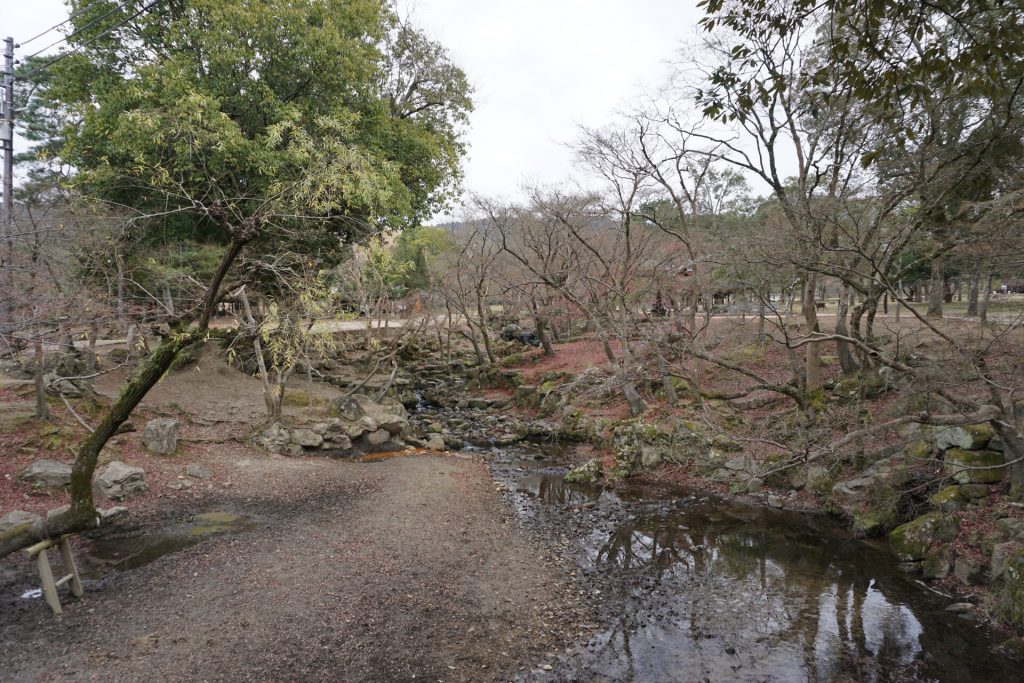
(5, 440), (1020, 682)
(489, 443), (1022, 683)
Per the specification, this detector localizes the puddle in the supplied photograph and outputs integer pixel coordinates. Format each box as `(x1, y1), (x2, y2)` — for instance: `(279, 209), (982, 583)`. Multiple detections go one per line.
(82, 511), (257, 578)
(490, 445), (1021, 682)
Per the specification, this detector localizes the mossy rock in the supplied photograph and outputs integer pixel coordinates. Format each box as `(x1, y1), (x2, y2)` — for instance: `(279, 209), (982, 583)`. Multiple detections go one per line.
(922, 547), (952, 580)
(854, 506), (898, 537)
(944, 448), (1006, 484)
(565, 459), (603, 485)
(933, 423), (995, 451)
(890, 512), (960, 562)
(512, 385), (540, 409)
(995, 546), (1024, 628)
(904, 439), (933, 462)
(930, 485), (963, 512)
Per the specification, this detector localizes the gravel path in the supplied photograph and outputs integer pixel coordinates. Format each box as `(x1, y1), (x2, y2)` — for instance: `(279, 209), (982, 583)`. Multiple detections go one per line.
(1, 453), (587, 682)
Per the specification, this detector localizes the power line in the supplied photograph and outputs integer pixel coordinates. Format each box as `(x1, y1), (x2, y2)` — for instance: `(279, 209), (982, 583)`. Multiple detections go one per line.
(19, 1), (100, 46)
(24, 2), (132, 61)
(21, 0), (166, 82)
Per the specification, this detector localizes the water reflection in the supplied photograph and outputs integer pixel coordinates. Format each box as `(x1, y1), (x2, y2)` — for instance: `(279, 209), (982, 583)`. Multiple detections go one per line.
(512, 471), (1016, 682)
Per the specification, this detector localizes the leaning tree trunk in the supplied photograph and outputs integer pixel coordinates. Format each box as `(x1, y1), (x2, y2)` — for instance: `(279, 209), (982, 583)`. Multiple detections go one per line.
(967, 272), (980, 317)
(1, 237), (247, 558)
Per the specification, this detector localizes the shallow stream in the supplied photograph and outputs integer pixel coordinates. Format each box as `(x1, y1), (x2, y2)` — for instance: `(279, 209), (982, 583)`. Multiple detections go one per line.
(489, 443), (1019, 682)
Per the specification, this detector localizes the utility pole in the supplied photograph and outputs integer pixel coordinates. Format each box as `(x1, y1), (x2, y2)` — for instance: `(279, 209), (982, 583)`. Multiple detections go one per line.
(1, 36), (14, 339)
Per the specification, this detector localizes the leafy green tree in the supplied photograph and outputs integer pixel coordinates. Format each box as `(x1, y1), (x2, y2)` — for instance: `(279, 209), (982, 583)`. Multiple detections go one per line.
(1, 0), (471, 556)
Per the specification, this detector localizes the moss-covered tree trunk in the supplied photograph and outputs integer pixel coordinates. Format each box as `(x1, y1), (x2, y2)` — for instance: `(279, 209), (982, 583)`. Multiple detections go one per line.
(1, 238), (245, 557)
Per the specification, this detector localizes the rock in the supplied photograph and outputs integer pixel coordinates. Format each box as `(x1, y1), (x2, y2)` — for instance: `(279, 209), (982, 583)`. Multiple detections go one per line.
(142, 418), (179, 455)
(427, 422), (443, 434)
(424, 434), (447, 451)
(896, 561), (922, 574)
(994, 545), (1024, 627)
(365, 429), (391, 446)
(960, 483), (990, 500)
(944, 448), (1005, 484)
(185, 463), (212, 480)
(256, 423), (291, 453)
(746, 477), (764, 494)
(290, 428), (323, 448)
(0, 510), (40, 535)
(806, 466), (832, 495)
(904, 439), (933, 462)
(933, 423), (994, 451)
(997, 518), (1024, 541)
(19, 459), (72, 488)
(923, 550), (952, 579)
(890, 512), (960, 561)
(954, 556), (986, 585)
(724, 456), (748, 472)
(167, 479), (193, 491)
(330, 394), (408, 436)
(565, 459), (603, 485)
(43, 372), (82, 398)
(95, 460), (147, 501)
(325, 434), (353, 451)
(930, 485), (963, 512)
(944, 602), (975, 614)
(311, 422), (329, 436)
(992, 542), (1022, 580)
(767, 494), (784, 508)
(495, 433), (520, 446)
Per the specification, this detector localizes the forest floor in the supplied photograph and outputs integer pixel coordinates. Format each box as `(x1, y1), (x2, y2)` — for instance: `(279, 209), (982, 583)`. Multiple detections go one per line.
(0, 350), (588, 682)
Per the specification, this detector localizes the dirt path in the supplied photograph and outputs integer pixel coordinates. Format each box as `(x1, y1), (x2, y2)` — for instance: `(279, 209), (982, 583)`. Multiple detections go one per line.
(1, 453), (586, 682)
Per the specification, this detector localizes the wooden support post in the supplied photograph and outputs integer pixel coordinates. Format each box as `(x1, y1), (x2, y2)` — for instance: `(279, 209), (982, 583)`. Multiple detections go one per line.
(58, 536), (84, 598)
(24, 535), (84, 615)
(35, 548), (62, 615)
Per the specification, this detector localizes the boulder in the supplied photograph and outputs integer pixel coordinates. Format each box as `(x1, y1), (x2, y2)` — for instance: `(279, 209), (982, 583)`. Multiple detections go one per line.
(330, 394), (408, 436)
(185, 463), (212, 480)
(290, 428), (323, 448)
(890, 512), (960, 561)
(933, 423), (994, 451)
(95, 460), (147, 501)
(954, 556), (986, 585)
(930, 485), (964, 512)
(0, 510), (40, 535)
(424, 434), (446, 451)
(944, 448), (1005, 484)
(365, 429), (391, 447)
(43, 373), (82, 398)
(565, 459), (603, 485)
(142, 418), (179, 455)
(324, 434), (353, 451)
(992, 542), (1022, 580)
(922, 550), (951, 580)
(19, 459), (72, 488)
(257, 423), (291, 454)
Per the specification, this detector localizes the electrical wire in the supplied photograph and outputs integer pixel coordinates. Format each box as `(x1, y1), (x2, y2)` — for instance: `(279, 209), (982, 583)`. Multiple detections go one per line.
(18, 1), (99, 46)
(20, 0), (166, 82)
(24, 2), (131, 61)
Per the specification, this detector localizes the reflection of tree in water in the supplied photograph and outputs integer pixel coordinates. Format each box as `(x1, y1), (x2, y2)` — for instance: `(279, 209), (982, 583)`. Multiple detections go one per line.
(518, 474), (600, 507)
(583, 507), (942, 682)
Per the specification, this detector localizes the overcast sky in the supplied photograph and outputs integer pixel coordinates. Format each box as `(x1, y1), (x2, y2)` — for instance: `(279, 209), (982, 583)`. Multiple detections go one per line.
(5, 1), (702, 219)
